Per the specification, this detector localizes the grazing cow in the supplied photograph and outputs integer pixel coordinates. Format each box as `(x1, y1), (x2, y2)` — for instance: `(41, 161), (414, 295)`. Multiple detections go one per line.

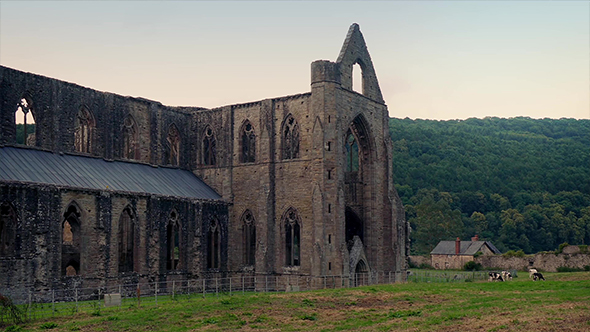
(488, 272), (504, 282)
(528, 268), (538, 279)
(501, 271), (512, 281)
(532, 272), (545, 281)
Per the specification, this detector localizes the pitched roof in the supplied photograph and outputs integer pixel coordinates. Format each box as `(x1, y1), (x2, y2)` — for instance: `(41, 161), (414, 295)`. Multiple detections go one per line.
(431, 240), (501, 255)
(0, 146), (222, 200)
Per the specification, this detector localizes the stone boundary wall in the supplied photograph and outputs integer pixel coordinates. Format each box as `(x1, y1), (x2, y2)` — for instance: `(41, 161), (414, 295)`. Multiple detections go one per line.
(475, 252), (590, 272)
(408, 255), (430, 267)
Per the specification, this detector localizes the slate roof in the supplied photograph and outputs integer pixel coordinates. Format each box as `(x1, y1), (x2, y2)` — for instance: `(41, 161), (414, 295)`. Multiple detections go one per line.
(0, 146), (221, 200)
(431, 241), (501, 255)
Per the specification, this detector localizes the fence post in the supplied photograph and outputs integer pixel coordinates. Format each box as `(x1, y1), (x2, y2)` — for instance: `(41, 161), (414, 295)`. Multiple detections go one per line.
(75, 288), (79, 312)
(28, 290), (32, 320)
(52, 289), (55, 317)
(265, 276), (268, 293)
(98, 288), (102, 309)
(216, 277), (219, 298)
(118, 285), (121, 309)
(203, 279), (205, 298)
(229, 277), (232, 297)
(173, 281), (175, 301)
(137, 283), (141, 308)
(155, 282), (158, 306)
(188, 280), (191, 301)
(242, 276), (244, 295)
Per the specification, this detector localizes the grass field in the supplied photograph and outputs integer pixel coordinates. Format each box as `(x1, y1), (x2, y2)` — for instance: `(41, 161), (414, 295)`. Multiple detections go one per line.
(3, 271), (590, 331)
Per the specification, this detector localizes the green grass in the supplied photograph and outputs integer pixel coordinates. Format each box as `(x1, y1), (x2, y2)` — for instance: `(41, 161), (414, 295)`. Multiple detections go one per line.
(3, 271), (590, 331)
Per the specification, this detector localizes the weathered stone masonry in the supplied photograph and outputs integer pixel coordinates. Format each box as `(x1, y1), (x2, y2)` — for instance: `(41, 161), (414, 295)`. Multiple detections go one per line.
(0, 24), (408, 291)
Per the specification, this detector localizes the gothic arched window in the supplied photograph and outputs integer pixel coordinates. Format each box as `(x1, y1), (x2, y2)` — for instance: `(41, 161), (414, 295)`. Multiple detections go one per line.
(167, 124), (181, 166)
(118, 206), (136, 273)
(15, 97), (36, 145)
(74, 106), (95, 153)
(62, 204), (82, 276)
(242, 210), (256, 266)
(345, 130), (359, 172)
(282, 115), (300, 160)
(240, 121), (256, 163)
(166, 210), (180, 270)
(207, 218), (221, 269)
(202, 126), (217, 166)
(284, 208), (300, 267)
(122, 115), (139, 160)
(0, 202), (17, 257)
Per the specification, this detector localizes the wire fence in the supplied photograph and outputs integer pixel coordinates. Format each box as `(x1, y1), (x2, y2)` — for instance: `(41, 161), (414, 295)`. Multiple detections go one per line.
(1, 270), (490, 325)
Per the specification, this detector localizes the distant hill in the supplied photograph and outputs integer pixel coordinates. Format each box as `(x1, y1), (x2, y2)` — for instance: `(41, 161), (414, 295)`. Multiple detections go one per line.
(389, 117), (590, 255)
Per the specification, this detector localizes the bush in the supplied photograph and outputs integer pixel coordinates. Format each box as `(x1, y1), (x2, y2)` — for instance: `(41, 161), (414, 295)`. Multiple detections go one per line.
(40, 322), (58, 329)
(556, 266), (584, 272)
(418, 263), (434, 270)
(584, 265), (590, 271)
(503, 250), (526, 258)
(555, 242), (570, 254)
(463, 261), (482, 271)
(0, 294), (25, 326)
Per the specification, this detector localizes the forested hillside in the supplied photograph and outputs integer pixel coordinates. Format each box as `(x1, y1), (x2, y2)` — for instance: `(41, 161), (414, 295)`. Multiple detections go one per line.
(389, 117), (590, 255)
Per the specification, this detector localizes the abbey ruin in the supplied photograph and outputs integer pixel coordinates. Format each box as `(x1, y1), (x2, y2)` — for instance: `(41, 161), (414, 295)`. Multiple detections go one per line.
(0, 24), (408, 292)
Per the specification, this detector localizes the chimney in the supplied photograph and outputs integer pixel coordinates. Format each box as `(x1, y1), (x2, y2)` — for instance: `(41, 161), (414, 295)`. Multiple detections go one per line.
(471, 234), (479, 242)
(455, 237), (461, 255)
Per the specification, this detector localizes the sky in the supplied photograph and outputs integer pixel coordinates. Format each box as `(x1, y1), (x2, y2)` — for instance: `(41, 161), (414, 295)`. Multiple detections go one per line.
(1, 1), (589, 121)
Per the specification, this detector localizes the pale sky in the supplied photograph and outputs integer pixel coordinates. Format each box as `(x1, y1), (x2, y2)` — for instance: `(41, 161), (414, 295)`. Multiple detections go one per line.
(1, 1), (589, 120)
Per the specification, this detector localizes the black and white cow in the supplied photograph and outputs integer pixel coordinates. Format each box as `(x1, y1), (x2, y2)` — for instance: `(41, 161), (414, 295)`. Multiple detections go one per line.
(501, 271), (512, 281)
(532, 272), (545, 281)
(528, 268), (538, 279)
(488, 272), (504, 282)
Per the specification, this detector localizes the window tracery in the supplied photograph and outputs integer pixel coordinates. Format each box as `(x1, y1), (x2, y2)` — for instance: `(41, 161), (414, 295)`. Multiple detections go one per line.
(242, 210), (256, 266)
(284, 208), (300, 266)
(166, 210), (180, 270)
(202, 126), (217, 166)
(118, 206), (136, 273)
(122, 116), (139, 160)
(282, 115), (300, 160)
(207, 218), (221, 269)
(167, 124), (181, 166)
(345, 130), (359, 172)
(15, 98), (36, 145)
(240, 121), (256, 163)
(74, 106), (95, 153)
(62, 204), (81, 276)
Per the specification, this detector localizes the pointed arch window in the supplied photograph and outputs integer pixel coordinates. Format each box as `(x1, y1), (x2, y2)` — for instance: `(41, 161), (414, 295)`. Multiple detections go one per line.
(345, 130), (359, 172)
(207, 218), (221, 269)
(242, 210), (256, 266)
(284, 208), (301, 267)
(74, 106), (95, 153)
(0, 202), (17, 257)
(62, 204), (82, 276)
(282, 115), (300, 160)
(122, 115), (139, 160)
(15, 97), (36, 145)
(240, 121), (256, 163)
(167, 124), (181, 166)
(202, 126), (217, 166)
(118, 206), (136, 273)
(166, 210), (180, 270)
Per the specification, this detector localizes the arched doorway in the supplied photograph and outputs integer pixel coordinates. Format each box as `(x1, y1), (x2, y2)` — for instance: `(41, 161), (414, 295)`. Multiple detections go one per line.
(354, 259), (369, 286)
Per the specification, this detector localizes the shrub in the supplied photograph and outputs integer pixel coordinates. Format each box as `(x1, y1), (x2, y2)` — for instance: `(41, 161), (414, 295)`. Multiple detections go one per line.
(473, 251), (483, 258)
(556, 242), (570, 254)
(556, 266), (584, 272)
(40, 322), (58, 329)
(503, 250), (526, 258)
(0, 294), (25, 326)
(418, 263), (434, 270)
(584, 265), (590, 271)
(463, 261), (482, 271)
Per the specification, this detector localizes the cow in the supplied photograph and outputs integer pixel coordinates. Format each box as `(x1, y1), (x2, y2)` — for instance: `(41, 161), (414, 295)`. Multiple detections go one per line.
(528, 268), (538, 279)
(532, 272), (545, 281)
(501, 270), (512, 281)
(488, 272), (504, 282)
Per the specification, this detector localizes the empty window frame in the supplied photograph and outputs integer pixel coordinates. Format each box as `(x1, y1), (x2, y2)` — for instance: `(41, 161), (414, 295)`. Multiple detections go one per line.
(242, 210), (256, 266)
(207, 218), (221, 269)
(240, 121), (256, 163)
(202, 126), (217, 166)
(284, 208), (301, 266)
(74, 106), (95, 153)
(282, 115), (300, 160)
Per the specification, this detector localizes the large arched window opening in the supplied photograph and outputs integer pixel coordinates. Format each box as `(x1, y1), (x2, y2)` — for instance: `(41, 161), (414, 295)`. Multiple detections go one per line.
(74, 106), (95, 153)
(167, 124), (181, 166)
(241, 210), (256, 267)
(202, 126), (217, 166)
(122, 115), (139, 160)
(345, 130), (360, 173)
(345, 208), (364, 251)
(118, 206), (136, 273)
(352, 62), (363, 94)
(284, 208), (301, 267)
(15, 97), (36, 145)
(281, 114), (300, 160)
(207, 218), (221, 269)
(240, 121), (256, 163)
(166, 210), (180, 270)
(62, 204), (82, 276)
(0, 202), (17, 257)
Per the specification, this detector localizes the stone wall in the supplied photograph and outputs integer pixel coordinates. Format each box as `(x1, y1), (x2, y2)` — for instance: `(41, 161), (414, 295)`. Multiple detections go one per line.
(476, 250), (590, 272)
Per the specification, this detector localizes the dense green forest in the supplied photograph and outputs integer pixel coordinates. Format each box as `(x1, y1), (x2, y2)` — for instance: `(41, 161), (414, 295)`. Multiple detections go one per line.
(389, 117), (590, 255)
